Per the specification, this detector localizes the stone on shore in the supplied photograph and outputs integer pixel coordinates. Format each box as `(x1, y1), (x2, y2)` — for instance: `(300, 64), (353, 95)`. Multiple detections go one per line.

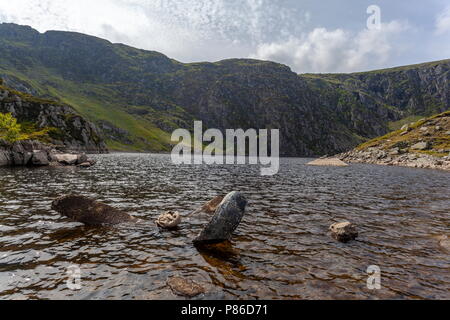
(193, 191), (247, 244)
(53, 154), (78, 165)
(330, 221), (358, 243)
(307, 158), (349, 167)
(31, 150), (50, 166)
(156, 211), (181, 229)
(0, 139), (97, 168)
(51, 195), (137, 225)
(167, 277), (205, 297)
(411, 141), (430, 150)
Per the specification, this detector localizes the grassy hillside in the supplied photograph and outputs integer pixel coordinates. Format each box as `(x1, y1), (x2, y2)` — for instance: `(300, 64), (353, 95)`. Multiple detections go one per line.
(356, 111), (450, 157)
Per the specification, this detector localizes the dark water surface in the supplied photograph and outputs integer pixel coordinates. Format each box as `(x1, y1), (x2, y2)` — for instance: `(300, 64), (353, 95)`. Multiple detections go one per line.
(0, 153), (449, 300)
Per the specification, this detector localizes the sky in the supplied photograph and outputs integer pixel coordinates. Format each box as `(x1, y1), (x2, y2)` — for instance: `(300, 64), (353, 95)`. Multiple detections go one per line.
(0, 0), (449, 73)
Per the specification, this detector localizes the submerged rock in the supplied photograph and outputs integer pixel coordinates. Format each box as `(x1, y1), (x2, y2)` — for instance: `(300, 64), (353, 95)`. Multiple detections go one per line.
(439, 236), (450, 251)
(330, 221), (358, 243)
(51, 195), (137, 225)
(167, 276), (205, 297)
(156, 211), (181, 229)
(193, 191), (247, 244)
(188, 195), (225, 216)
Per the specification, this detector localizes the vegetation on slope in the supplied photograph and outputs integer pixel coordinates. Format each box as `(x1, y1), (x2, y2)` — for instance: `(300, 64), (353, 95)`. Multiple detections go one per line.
(356, 111), (450, 157)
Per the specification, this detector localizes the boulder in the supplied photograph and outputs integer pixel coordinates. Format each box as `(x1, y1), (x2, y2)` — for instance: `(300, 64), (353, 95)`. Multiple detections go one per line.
(411, 141), (430, 150)
(51, 195), (138, 225)
(389, 147), (400, 156)
(330, 221), (358, 243)
(156, 211), (181, 229)
(54, 154), (78, 165)
(167, 277), (205, 297)
(77, 153), (88, 165)
(31, 150), (49, 166)
(193, 191), (247, 244)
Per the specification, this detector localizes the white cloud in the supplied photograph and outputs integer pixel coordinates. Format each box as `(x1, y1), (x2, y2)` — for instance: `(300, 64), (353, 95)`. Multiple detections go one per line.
(0, 0), (308, 63)
(251, 21), (411, 73)
(435, 6), (450, 34)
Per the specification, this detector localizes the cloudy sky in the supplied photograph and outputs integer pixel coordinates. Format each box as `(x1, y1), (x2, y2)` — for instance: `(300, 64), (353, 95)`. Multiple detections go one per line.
(0, 0), (449, 73)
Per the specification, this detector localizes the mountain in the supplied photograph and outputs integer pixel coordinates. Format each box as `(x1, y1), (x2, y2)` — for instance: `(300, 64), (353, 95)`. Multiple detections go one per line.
(0, 80), (107, 153)
(0, 23), (448, 156)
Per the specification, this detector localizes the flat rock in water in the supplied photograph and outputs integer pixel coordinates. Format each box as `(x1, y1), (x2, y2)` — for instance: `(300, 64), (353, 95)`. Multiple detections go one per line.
(193, 191), (247, 244)
(307, 158), (349, 167)
(330, 221), (358, 243)
(51, 195), (137, 225)
(167, 277), (205, 297)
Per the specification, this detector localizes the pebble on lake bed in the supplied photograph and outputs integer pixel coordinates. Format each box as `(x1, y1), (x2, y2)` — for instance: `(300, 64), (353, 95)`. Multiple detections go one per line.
(439, 236), (450, 251)
(156, 211), (181, 229)
(329, 221), (358, 243)
(167, 276), (205, 297)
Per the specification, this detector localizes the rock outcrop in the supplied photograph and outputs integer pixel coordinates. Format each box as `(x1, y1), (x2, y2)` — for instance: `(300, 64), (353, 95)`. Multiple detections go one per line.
(0, 139), (97, 167)
(0, 83), (107, 153)
(51, 195), (138, 225)
(338, 111), (450, 171)
(193, 192), (247, 244)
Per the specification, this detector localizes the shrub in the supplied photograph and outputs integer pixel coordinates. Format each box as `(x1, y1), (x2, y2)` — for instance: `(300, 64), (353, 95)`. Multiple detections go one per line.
(0, 113), (22, 143)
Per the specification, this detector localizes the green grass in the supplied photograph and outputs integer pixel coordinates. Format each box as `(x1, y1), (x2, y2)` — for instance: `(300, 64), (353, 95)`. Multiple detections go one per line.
(356, 111), (450, 155)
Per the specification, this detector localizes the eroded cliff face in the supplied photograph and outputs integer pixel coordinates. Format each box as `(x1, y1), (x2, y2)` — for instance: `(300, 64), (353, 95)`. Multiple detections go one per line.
(0, 85), (107, 153)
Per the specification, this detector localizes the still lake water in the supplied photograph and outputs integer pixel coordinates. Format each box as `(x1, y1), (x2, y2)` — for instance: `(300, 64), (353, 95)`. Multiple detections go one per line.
(0, 153), (449, 300)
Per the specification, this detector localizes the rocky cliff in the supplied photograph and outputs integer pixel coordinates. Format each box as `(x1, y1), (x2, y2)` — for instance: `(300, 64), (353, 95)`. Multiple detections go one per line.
(0, 81), (107, 153)
(0, 23), (448, 156)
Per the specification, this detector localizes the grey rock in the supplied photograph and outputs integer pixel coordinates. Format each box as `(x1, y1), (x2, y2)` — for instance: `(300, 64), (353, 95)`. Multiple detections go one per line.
(0, 150), (10, 166)
(76, 153), (88, 164)
(193, 191), (247, 244)
(54, 154), (78, 165)
(411, 141), (430, 150)
(31, 150), (49, 166)
(330, 221), (358, 243)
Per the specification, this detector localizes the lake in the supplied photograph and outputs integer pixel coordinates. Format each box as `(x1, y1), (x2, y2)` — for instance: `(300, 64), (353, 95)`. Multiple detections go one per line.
(0, 153), (449, 299)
